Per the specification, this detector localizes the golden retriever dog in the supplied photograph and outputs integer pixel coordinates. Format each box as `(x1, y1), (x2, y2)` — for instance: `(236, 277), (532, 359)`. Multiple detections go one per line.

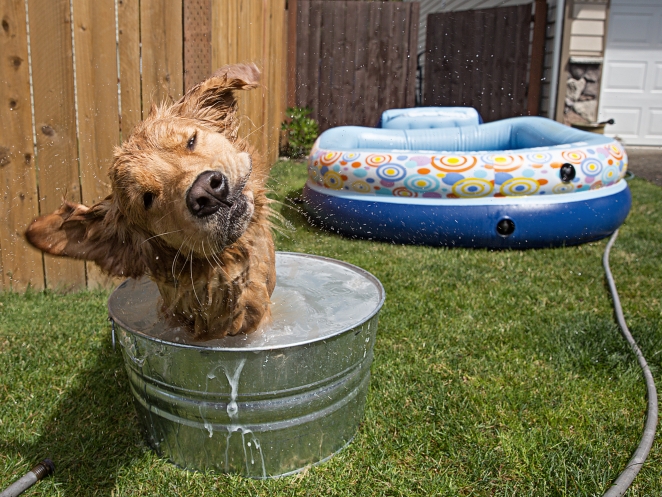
(25, 64), (275, 340)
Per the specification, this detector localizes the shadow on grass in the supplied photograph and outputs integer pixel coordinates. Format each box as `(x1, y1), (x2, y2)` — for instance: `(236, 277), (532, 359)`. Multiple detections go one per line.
(0, 341), (145, 496)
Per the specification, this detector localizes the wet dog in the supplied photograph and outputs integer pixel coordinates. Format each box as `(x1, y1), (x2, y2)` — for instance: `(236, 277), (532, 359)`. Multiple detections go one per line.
(25, 64), (275, 340)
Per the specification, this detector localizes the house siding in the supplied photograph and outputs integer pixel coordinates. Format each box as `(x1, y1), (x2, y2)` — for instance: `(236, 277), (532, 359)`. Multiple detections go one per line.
(568, 1), (607, 57)
(559, 0), (609, 125)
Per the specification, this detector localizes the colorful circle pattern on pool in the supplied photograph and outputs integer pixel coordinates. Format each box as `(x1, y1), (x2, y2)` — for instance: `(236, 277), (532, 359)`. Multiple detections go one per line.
(307, 141), (627, 198)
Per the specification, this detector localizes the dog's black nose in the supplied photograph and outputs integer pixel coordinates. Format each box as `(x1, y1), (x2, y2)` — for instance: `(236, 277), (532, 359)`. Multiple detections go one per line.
(186, 171), (230, 218)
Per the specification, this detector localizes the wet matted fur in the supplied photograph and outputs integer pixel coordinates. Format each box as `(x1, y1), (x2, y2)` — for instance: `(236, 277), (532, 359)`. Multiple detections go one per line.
(25, 64), (276, 340)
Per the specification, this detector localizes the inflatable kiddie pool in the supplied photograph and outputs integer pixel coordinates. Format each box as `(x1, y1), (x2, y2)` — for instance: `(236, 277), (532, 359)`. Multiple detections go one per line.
(303, 114), (631, 248)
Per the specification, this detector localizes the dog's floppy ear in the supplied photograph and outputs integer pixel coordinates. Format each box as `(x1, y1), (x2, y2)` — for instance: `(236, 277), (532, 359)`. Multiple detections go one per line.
(175, 63), (261, 137)
(25, 199), (147, 278)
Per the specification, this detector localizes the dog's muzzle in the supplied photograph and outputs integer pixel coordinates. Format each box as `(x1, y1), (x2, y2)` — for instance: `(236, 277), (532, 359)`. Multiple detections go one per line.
(186, 171), (232, 218)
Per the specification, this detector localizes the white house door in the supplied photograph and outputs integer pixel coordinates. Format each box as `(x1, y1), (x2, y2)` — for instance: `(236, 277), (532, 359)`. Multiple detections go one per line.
(598, 0), (662, 146)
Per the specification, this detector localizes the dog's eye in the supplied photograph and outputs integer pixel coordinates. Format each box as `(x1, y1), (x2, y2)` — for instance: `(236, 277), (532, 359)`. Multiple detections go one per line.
(186, 132), (197, 151)
(143, 192), (154, 210)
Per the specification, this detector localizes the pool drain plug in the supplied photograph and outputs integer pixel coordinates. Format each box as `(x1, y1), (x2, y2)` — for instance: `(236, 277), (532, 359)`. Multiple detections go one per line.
(0, 459), (54, 497)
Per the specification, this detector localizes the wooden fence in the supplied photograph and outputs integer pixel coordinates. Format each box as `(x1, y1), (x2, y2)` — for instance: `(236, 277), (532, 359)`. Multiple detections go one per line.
(292, 0), (419, 132)
(424, 4), (546, 122)
(0, 0), (288, 292)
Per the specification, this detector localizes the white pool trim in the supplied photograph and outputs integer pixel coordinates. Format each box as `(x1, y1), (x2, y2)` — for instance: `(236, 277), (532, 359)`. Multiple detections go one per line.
(305, 177), (628, 207)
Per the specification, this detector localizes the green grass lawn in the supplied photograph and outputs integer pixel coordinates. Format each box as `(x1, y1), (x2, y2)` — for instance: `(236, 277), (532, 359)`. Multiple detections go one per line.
(1, 160), (661, 496)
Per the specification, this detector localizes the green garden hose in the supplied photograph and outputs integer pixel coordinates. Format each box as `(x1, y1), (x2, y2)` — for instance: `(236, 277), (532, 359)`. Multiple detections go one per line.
(602, 230), (658, 496)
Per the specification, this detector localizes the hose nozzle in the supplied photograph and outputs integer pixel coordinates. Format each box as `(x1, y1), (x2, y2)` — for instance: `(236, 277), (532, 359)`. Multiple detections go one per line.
(0, 459), (55, 497)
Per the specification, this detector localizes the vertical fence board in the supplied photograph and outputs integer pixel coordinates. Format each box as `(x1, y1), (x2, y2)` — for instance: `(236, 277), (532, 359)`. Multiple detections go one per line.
(73, 0), (119, 207)
(405, 2), (418, 107)
(184, 0), (212, 91)
(449, 13), (462, 104)
(527, 0), (547, 116)
(248, 0), (264, 154)
(72, 0), (121, 289)
(250, 0), (264, 156)
(364, 3), (381, 124)
(507, 6), (520, 117)
(469, 10), (484, 113)
(305, 1), (322, 119)
(295, 0), (309, 111)
(234, 0), (254, 146)
(394, 3), (409, 109)
(286, 0), (297, 109)
(377, 5), (391, 115)
(277, 0), (289, 161)
(484, 10), (499, 119)
(317, 1), (333, 130)
(352, 1), (369, 127)
(328, 2), (346, 128)
(514, 4), (531, 116)
(235, 0), (250, 140)
(226, 0), (238, 63)
(391, 4), (407, 110)
(28, 0), (86, 290)
(479, 10), (493, 116)
(309, 0), (323, 119)
(261, 0), (271, 158)
(264, 0), (287, 163)
(342, 2), (354, 126)
(265, 0), (276, 160)
(0, 0), (44, 290)
(423, 9), (443, 105)
(343, 2), (358, 124)
(141, 0), (183, 108)
(212, 0), (236, 68)
(504, 6), (519, 117)
(211, 0), (225, 68)
(118, 0), (142, 133)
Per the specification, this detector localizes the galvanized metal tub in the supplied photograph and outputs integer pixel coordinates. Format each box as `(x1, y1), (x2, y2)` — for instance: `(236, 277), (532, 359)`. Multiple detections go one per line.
(108, 252), (385, 478)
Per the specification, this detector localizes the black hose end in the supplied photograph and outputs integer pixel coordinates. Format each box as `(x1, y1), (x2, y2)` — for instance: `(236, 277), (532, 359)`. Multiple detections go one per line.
(31, 459), (55, 480)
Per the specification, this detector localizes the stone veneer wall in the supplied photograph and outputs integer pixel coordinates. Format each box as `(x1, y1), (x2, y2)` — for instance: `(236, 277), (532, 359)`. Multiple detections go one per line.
(563, 61), (602, 125)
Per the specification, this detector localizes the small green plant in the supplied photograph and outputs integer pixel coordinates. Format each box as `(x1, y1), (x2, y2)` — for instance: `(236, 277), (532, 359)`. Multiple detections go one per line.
(280, 107), (319, 159)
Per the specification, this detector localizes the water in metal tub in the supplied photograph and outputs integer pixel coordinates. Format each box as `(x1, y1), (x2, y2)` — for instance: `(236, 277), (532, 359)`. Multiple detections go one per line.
(108, 252), (385, 478)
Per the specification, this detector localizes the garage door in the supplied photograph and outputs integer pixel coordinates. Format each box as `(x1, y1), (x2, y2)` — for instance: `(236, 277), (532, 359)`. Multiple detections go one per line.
(598, 0), (662, 146)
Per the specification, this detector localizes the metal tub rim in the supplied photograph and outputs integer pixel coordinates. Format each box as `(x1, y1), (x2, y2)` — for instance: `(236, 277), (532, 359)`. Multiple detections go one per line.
(108, 251), (385, 352)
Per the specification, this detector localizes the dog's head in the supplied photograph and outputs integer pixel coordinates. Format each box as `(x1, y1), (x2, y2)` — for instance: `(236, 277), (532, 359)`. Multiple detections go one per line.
(111, 63), (263, 254)
(26, 63), (268, 279)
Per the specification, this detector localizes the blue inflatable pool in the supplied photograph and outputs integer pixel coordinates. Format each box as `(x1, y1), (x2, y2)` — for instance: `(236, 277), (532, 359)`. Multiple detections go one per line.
(303, 113), (630, 248)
